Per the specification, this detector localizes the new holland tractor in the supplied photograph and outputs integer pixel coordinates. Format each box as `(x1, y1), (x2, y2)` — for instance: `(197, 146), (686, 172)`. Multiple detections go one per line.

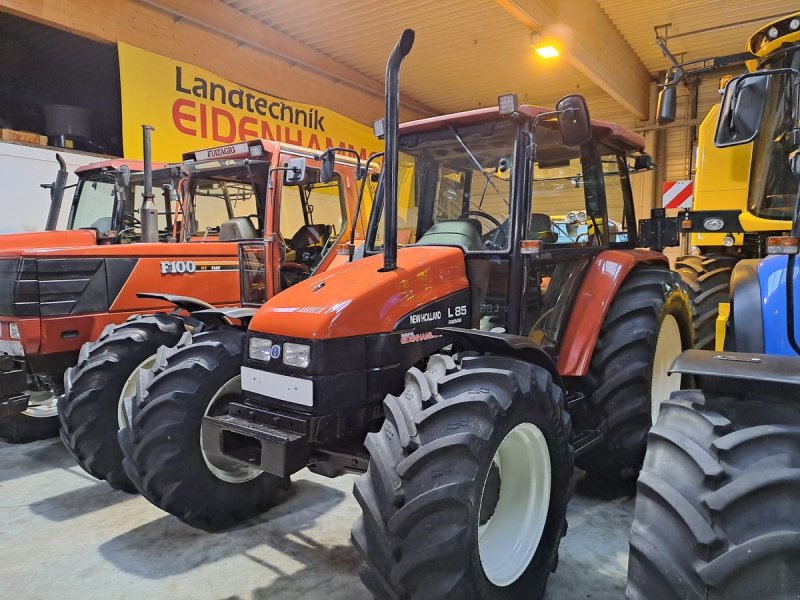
(118, 30), (691, 599)
(657, 12), (800, 349)
(626, 21), (800, 600)
(58, 139), (369, 493)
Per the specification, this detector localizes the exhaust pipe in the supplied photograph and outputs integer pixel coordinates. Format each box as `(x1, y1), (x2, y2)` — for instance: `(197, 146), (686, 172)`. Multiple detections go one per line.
(382, 28), (415, 272)
(44, 154), (68, 230)
(140, 124), (159, 243)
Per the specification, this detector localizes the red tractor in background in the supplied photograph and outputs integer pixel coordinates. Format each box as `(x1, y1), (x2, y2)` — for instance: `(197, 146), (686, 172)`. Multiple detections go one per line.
(118, 29), (692, 599)
(57, 139), (371, 492)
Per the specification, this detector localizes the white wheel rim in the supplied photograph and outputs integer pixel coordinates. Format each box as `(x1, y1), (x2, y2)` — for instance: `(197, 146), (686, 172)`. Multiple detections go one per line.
(22, 390), (59, 418)
(200, 376), (261, 484)
(478, 422), (551, 587)
(117, 355), (157, 430)
(650, 314), (683, 424)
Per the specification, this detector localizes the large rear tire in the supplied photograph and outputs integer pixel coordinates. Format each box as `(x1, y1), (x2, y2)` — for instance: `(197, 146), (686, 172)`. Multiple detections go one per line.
(352, 354), (573, 600)
(57, 314), (186, 492)
(675, 253), (738, 350)
(118, 328), (289, 531)
(626, 389), (800, 599)
(574, 265), (693, 480)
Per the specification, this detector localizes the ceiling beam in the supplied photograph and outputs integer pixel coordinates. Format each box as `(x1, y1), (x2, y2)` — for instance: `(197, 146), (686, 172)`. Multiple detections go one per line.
(496, 0), (652, 119)
(137, 0), (436, 117)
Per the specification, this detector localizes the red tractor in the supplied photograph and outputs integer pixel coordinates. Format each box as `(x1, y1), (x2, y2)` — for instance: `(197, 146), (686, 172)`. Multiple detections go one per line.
(58, 139), (370, 492)
(118, 30), (692, 599)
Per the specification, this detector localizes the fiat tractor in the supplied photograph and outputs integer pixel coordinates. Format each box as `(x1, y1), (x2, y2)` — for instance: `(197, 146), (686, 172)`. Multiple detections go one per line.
(59, 139), (370, 493)
(626, 17), (800, 600)
(0, 143), (178, 442)
(118, 29), (691, 599)
(657, 12), (800, 349)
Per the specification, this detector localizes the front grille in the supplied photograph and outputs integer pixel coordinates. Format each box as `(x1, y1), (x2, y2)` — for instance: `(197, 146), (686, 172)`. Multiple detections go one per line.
(0, 258), (106, 317)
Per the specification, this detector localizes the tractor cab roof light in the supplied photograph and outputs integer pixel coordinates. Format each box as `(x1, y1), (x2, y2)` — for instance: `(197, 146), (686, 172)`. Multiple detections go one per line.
(767, 236), (799, 255)
(249, 144), (264, 158)
(498, 94), (519, 116)
(520, 240), (541, 254)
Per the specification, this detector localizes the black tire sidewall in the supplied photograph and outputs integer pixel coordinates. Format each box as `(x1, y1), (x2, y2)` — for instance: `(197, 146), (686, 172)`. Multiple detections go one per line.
(464, 393), (572, 598)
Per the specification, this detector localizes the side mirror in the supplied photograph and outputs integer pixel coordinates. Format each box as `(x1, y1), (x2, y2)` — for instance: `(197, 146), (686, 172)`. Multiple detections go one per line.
(656, 68), (682, 126)
(714, 72), (771, 148)
(319, 149), (335, 183)
(284, 157), (306, 184)
(117, 165), (131, 188)
(556, 94), (592, 147)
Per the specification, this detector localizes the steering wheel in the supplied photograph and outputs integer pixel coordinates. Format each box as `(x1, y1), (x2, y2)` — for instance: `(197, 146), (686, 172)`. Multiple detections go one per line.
(458, 210), (503, 229)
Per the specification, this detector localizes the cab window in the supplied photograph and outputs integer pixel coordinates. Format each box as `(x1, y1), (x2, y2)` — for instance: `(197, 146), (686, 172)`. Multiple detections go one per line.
(189, 179), (258, 237)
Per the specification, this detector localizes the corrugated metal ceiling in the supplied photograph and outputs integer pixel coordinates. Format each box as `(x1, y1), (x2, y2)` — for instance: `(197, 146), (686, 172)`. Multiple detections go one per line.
(221, 0), (792, 123)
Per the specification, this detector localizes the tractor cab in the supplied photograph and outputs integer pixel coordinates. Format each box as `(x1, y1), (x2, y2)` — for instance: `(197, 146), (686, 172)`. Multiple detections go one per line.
(356, 97), (654, 344)
(66, 161), (179, 242)
(178, 139), (362, 307)
(710, 56), (800, 355)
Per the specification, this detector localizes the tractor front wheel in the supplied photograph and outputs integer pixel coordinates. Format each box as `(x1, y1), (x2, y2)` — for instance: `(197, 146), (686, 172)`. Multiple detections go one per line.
(119, 328), (289, 531)
(352, 354), (573, 600)
(57, 314), (186, 492)
(626, 389), (800, 599)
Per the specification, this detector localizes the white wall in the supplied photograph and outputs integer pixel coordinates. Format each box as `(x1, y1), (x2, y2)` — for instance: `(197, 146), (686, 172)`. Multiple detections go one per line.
(0, 142), (112, 233)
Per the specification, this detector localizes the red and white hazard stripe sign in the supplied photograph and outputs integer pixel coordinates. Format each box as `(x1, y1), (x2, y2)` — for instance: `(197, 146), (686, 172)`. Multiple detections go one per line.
(662, 180), (694, 209)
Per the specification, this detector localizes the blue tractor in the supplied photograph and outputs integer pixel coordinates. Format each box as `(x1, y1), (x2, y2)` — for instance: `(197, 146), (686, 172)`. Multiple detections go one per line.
(625, 34), (800, 600)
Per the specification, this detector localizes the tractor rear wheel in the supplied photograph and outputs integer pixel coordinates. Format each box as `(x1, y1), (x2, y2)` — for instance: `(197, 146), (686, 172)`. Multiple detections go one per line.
(118, 328), (289, 531)
(626, 389), (800, 599)
(352, 354), (573, 600)
(675, 253), (739, 350)
(574, 265), (693, 480)
(57, 314), (186, 492)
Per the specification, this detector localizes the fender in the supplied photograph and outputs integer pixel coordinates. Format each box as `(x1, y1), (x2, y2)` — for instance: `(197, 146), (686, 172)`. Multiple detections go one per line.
(135, 292), (215, 313)
(556, 249), (669, 377)
(670, 348), (800, 397)
(192, 307), (257, 327)
(437, 327), (563, 390)
(729, 259), (764, 353)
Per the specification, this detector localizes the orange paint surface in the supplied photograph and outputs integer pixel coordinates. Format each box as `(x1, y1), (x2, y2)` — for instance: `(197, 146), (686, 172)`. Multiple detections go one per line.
(250, 246), (467, 339)
(556, 249), (668, 377)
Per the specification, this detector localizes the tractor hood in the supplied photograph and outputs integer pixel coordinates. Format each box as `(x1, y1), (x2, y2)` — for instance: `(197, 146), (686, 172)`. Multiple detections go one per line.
(0, 230), (97, 255)
(248, 245), (469, 340)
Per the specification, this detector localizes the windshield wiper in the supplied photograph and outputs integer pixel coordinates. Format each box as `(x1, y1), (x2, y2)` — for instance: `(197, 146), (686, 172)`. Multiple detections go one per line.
(448, 125), (508, 208)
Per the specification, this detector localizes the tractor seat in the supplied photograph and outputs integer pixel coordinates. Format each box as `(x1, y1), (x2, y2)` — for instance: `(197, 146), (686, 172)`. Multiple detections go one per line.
(529, 213), (558, 244)
(287, 224), (332, 250)
(415, 219), (484, 252)
(219, 217), (259, 241)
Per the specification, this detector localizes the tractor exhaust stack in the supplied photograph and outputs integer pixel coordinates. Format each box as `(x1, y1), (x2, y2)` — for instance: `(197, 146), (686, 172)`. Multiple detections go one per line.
(382, 28), (415, 272)
(44, 153), (68, 230)
(140, 124), (159, 243)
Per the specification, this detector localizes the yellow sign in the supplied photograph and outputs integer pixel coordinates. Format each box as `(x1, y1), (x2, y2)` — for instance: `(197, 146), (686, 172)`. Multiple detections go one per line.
(118, 43), (381, 163)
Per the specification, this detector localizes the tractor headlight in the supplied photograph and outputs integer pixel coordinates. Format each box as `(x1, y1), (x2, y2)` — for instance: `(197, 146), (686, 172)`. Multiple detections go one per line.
(248, 337), (273, 362)
(8, 322), (20, 340)
(283, 343), (310, 368)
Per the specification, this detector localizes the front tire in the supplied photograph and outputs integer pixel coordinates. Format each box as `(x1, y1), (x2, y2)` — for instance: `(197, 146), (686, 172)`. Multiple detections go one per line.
(58, 314), (186, 492)
(118, 328), (289, 531)
(352, 354), (573, 600)
(626, 389), (800, 599)
(0, 392), (61, 443)
(574, 265), (693, 479)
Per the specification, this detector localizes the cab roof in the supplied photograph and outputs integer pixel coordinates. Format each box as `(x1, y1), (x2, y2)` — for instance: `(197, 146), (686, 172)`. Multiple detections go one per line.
(75, 159), (165, 174)
(399, 105), (645, 154)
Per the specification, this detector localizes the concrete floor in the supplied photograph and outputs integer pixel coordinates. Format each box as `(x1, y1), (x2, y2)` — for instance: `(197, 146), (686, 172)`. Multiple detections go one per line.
(0, 438), (635, 599)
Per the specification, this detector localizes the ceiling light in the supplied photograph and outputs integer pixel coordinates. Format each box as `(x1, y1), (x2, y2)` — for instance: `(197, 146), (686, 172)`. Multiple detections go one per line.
(534, 44), (560, 59)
